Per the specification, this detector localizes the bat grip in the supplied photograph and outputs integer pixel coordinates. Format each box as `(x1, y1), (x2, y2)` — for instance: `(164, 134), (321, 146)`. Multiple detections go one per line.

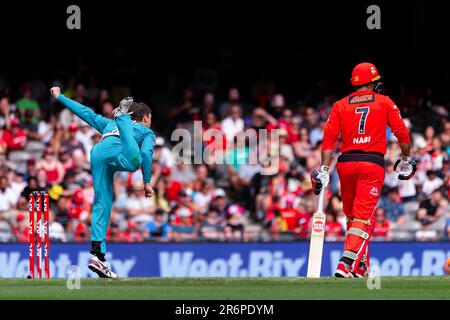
(317, 188), (325, 213)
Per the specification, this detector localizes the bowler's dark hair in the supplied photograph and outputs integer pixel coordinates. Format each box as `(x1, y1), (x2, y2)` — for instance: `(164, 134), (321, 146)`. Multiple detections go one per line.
(129, 102), (152, 122)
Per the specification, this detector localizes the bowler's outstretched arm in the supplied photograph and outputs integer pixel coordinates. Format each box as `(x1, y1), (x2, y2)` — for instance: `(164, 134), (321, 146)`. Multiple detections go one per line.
(50, 86), (110, 133)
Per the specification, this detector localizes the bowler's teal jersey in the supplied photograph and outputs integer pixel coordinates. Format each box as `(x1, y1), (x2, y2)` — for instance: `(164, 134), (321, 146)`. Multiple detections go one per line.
(58, 94), (155, 183)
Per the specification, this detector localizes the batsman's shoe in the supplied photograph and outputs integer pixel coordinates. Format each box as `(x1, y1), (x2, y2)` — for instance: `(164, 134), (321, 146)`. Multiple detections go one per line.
(88, 256), (118, 279)
(334, 262), (356, 278)
(112, 96), (134, 118)
(354, 263), (369, 278)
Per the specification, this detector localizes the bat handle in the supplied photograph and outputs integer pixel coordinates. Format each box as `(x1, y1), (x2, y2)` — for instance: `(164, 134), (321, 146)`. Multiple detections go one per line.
(317, 188), (325, 213)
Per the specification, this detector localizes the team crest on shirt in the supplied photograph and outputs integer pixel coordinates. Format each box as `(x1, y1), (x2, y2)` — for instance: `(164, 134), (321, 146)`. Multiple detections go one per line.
(370, 187), (379, 196)
(349, 94), (374, 104)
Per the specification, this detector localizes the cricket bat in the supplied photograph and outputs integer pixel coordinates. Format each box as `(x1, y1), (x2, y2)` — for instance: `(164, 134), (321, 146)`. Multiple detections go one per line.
(307, 188), (326, 278)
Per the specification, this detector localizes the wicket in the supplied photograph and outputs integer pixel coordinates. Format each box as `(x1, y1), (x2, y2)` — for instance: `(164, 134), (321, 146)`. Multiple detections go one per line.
(28, 191), (50, 279)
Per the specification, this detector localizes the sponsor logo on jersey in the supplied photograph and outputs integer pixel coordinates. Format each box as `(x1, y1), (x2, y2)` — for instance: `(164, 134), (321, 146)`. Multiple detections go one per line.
(349, 94), (374, 104)
(370, 187), (379, 196)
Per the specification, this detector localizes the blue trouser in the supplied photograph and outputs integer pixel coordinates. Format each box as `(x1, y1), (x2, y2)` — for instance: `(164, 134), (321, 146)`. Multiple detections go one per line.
(90, 114), (142, 253)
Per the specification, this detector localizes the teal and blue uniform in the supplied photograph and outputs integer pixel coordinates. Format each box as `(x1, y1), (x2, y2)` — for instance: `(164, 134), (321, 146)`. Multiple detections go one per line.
(58, 94), (155, 254)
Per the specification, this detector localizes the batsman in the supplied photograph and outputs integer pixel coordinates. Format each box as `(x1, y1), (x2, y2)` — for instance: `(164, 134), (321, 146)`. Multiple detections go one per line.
(310, 63), (416, 278)
(50, 87), (155, 278)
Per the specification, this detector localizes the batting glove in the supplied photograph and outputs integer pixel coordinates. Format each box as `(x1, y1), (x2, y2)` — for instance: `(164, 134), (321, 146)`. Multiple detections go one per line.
(310, 165), (330, 195)
(394, 156), (417, 180)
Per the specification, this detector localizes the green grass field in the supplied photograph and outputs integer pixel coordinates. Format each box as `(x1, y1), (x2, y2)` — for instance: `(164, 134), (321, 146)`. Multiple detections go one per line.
(0, 277), (449, 300)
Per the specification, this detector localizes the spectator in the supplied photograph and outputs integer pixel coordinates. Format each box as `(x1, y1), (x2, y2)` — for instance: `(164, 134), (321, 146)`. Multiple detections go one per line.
(268, 94), (287, 118)
(22, 110), (39, 140)
(162, 167), (183, 204)
(20, 171), (49, 204)
(270, 206), (288, 239)
(145, 209), (172, 241)
(221, 104), (244, 143)
(0, 175), (16, 213)
(372, 208), (392, 241)
(12, 212), (28, 242)
(422, 170), (443, 197)
(325, 212), (343, 241)
(439, 120), (450, 148)
(417, 189), (445, 226)
(219, 87), (241, 119)
(210, 188), (228, 217)
(76, 123), (96, 159)
(201, 92), (216, 119)
(384, 160), (399, 189)
(49, 122), (65, 152)
(126, 181), (156, 223)
(68, 189), (89, 221)
(16, 84), (39, 121)
(0, 126), (8, 157)
(226, 132), (250, 172)
(6, 118), (27, 151)
(430, 137), (446, 171)
(171, 207), (197, 241)
(153, 177), (171, 212)
(203, 112), (227, 153)
(296, 200), (313, 239)
(169, 88), (196, 127)
(52, 195), (70, 228)
(73, 221), (89, 242)
(302, 106), (319, 131)
(8, 171), (26, 201)
(224, 204), (245, 241)
(293, 128), (312, 166)
(62, 123), (85, 156)
(414, 136), (432, 183)
(122, 220), (145, 242)
(48, 209), (67, 242)
(171, 190), (197, 221)
(153, 137), (175, 169)
(251, 107), (278, 131)
(378, 187), (406, 227)
(278, 129), (295, 163)
(199, 206), (225, 241)
(0, 220), (14, 242)
(36, 147), (66, 184)
(0, 96), (10, 129)
(59, 147), (75, 171)
(192, 178), (213, 213)
(309, 117), (326, 148)
(171, 162), (196, 185)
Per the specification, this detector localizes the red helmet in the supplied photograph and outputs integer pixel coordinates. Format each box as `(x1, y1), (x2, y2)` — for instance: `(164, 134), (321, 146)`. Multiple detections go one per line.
(351, 62), (381, 86)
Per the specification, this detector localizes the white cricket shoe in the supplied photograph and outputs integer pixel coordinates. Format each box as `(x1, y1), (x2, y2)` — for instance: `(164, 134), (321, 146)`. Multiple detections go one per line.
(112, 96), (134, 118)
(88, 256), (118, 279)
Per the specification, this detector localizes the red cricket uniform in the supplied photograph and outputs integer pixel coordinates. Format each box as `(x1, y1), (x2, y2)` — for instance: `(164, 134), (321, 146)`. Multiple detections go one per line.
(322, 89), (410, 269)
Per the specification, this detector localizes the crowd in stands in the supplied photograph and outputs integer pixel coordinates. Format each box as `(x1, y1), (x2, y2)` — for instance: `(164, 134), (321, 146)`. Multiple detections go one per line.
(0, 73), (449, 243)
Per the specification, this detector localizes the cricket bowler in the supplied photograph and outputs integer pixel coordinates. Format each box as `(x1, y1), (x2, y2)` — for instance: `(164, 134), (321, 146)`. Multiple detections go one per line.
(50, 87), (155, 278)
(310, 63), (417, 278)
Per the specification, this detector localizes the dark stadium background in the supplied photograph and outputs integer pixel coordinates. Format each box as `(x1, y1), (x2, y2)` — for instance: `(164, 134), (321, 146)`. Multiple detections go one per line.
(1, 1), (449, 110)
